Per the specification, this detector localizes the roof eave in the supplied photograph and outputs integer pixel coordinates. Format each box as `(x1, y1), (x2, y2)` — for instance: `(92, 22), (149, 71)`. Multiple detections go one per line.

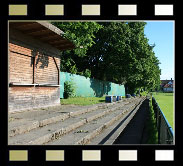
(9, 21), (75, 51)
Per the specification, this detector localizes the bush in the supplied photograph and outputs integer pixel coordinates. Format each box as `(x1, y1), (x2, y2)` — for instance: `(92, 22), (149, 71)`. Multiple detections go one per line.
(140, 91), (149, 96)
(64, 80), (76, 99)
(146, 96), (158, 144)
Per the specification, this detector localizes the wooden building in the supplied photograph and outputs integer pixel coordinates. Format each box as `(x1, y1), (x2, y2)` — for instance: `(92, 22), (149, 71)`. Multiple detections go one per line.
(160, 78), (174, 92)
(9, 21), (75, 113)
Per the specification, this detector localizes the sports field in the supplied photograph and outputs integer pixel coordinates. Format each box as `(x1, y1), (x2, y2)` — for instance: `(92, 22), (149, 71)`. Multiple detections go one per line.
(152, 92), (174, 130)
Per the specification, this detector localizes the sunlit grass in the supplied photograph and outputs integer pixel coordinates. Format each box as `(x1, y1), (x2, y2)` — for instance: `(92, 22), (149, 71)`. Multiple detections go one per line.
(152, 92), (174, 130)
(61, 97), (105, 106)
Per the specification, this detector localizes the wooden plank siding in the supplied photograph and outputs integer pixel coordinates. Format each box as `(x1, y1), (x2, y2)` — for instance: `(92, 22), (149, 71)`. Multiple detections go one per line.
(8, 21), (75, 113)
(9, 42), (60, 113)
(9, 43), (60, 85)
(35, 55), (58, 85)
(9, 87), (60, 112)
(9, 43), (33, 84)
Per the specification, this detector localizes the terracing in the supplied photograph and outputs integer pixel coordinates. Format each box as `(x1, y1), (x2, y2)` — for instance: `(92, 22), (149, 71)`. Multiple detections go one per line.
(8, 96), (148, 145)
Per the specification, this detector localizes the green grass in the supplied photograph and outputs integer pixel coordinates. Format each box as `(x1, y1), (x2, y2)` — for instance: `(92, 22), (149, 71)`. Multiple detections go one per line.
(61, 96), (106, 106)
(152, 92), (174, 130)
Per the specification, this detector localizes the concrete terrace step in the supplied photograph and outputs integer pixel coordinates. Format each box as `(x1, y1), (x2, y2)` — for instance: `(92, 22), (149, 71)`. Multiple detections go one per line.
(89, 97), (146, 145)
(8, 98), (135, 137)
(8, 98), (139, 145)
(46, 97), (145, 145)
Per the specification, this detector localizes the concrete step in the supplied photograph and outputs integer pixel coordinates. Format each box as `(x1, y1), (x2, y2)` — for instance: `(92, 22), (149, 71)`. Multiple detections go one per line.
(113, 98), (149, 144)
(8, 98), (139, 145)
(45, 97), (145, 145)
(8, 105), (97, 137)
(9, 98), (134, 137)
(89, 97), (146, 145)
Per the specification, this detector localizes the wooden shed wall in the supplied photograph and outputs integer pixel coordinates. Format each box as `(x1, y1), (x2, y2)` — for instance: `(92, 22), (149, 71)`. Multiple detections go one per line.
(35, 55), (59, 85)
(9, 87), (60, 112)
(9, 37), (61, 113)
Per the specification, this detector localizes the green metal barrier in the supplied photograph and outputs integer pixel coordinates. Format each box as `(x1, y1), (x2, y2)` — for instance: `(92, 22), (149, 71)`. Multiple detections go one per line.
(60, 72), (125, 98)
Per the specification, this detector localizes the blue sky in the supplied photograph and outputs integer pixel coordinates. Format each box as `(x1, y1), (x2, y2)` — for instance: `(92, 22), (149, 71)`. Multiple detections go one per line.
(144, 21), (174, 80)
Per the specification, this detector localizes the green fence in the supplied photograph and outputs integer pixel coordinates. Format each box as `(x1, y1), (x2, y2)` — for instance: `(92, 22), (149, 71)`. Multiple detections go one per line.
(60, 72), (125, 98)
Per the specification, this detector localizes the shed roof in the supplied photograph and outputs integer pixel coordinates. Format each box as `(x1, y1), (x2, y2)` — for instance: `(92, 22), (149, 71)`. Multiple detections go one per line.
(160, 80), (174, 85)
(9, 21), (75, 51)
(163, 83), (173, 88)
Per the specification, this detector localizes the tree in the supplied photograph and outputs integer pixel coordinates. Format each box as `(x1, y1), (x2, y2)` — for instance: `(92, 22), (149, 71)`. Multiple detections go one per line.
(86, 22), (132, 83)
(53, 22), (161, 93)
(52, 22), (102, 77)
(124, 22), (161, 93)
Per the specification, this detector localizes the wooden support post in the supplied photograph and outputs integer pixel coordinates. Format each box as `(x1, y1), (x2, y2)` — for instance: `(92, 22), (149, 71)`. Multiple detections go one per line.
(32, 56), (36, 84)
(52, 57), (59, 85)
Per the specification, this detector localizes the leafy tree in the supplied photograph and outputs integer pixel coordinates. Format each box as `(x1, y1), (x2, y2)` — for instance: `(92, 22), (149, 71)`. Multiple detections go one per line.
(53, 22), (161, 94)
(52, 22), (102, 77)
(124, 22), (161, 93)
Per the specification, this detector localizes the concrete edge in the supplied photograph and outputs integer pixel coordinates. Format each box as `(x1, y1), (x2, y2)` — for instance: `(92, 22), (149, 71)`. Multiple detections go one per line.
(9, 98), (134, 137)
(75, 97), (145, 145)
(9, 121), (39, 137)
(104, 97), (146, 145)
(24, 100), (141, 145)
